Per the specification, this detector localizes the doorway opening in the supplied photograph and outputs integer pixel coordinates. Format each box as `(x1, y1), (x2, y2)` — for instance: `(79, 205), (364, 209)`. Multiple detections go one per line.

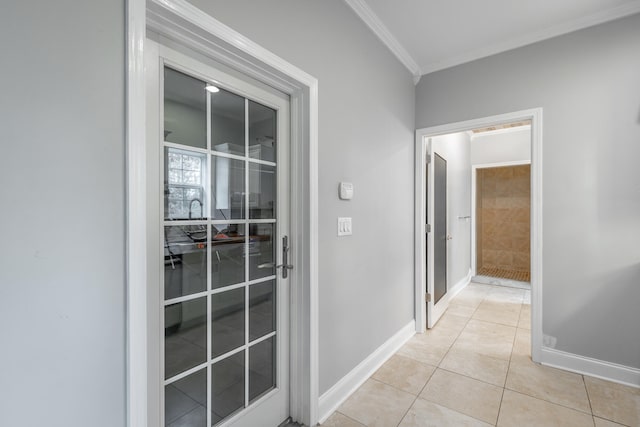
(414, 108), (543, 363)
(470, 122), (532, 290)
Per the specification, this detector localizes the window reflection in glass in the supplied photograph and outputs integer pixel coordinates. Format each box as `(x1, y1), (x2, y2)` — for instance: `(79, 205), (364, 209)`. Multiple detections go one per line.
(249, 337), (275, 403)
(212, 351), (245, 424)
(164, 67), (207, 149)
(165, 369), (206, 427)
(249, 223), (275, 280)
(211, 155), (245, 220)
(165, 297), (207, 379)
(211, 89), (245, 156)
(165, 147), (207, 221)
(248, 100), (276, 162)
(164, 226), (207, 300)
(211, 224), (245, 289)
(249, 163), (276, 219)
(211, 288), (245, 358)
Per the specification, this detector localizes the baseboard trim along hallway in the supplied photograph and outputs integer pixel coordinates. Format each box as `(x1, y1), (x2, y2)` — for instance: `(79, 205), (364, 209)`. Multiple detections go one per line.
(318, 320), (416, 423)
(540, 347), (640, 389)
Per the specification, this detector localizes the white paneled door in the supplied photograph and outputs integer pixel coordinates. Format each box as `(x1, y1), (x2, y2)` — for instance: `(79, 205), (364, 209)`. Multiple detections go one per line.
(146, 40), (291, 427)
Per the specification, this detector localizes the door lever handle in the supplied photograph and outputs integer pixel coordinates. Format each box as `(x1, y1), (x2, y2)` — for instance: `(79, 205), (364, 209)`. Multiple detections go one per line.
(277, 236), (293, 279)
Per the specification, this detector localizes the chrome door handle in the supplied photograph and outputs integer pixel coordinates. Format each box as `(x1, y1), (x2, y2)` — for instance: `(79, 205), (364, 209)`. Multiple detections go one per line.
(275, 235), (293, 279)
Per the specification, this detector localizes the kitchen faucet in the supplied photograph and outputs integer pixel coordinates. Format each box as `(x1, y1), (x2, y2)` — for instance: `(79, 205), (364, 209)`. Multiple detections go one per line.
(189, 198), (203, 219)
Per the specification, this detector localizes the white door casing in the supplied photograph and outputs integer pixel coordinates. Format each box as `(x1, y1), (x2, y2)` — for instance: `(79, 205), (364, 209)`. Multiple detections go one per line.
(414, 108), (543, 364)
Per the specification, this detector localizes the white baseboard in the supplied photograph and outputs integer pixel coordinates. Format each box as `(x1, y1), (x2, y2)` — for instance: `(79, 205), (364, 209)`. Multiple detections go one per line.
(540, 347), (640, 388)
(317, 320), (416, 423)
(448, 269), (472, 300)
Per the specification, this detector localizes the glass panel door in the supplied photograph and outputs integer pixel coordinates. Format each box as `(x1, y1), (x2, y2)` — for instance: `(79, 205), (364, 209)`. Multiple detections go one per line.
(161, 65), (286, 427)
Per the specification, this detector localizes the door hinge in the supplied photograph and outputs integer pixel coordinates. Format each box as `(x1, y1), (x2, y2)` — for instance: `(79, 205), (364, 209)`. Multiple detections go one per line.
(426, 224), (431, 233)
(425, 293), (432, 303)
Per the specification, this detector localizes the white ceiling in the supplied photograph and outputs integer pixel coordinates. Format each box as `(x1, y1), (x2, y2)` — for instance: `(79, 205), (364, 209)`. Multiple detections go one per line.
(345, 0), (640, 79)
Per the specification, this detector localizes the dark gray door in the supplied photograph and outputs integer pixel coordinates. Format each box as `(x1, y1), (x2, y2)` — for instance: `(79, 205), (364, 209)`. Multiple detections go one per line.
(433, 153), (447, 304)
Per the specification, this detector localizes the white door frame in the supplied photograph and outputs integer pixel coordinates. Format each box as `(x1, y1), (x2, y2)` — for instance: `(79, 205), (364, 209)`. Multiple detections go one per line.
(471, 160), (531, 277)
(126, 0), (319, 426)
(414, 108), (543, 364)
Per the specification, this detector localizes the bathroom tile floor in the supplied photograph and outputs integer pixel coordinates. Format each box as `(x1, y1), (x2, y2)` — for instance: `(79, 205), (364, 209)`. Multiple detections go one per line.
(321, 283), (640, 427)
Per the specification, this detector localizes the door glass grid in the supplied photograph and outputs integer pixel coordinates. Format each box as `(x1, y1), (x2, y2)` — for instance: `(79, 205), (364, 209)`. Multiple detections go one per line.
(162, 66), (278, 426)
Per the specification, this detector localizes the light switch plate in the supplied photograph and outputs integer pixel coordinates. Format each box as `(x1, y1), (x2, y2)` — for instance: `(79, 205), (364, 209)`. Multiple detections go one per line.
(337, 217), (352, 236)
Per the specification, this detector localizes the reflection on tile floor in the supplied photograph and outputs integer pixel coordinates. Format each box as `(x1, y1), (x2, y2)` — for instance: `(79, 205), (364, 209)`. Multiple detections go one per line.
(322, 283), (640, 427)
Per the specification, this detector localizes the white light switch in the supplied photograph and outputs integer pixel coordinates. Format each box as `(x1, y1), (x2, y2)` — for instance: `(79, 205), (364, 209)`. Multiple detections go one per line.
(337, 217), (352, 236)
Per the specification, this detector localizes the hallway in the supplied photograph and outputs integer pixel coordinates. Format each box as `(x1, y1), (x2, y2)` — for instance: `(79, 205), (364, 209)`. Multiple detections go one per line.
(322, 283), (639, 426)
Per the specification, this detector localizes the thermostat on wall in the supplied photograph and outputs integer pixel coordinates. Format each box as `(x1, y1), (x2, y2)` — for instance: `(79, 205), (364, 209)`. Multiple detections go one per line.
(339, 182), (354, 200)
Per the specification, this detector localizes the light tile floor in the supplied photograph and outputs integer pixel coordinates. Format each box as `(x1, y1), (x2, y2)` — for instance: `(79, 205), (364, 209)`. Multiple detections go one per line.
(322, 283), (640, 427)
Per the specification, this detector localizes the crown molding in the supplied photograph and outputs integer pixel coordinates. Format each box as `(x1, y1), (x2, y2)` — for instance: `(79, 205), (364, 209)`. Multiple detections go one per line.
(343, 0), (422, 83)
(420, 0), (640, 75)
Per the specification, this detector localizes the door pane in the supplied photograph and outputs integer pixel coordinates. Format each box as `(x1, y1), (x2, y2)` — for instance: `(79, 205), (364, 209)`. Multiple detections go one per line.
(165, 369), (207, 427)
(165, 297), (207, 379)
(211, 89), (245, 156)
(249, 337), (275, 403)
(165, 147), (207, 221)
(212, 288), (245, 358)
(249, 101), (276, 162)
(212, 351), (245, 425)
(164, 226), (207, 300)
(249, 163), (276, 219)
(249, 280), (275, 341)
(249, 223), (275, 280)
(211, 155), (245, 220)
(164, 68), (207, 149)
(211, 224), (245, 289)
(434, 153), (447, 304)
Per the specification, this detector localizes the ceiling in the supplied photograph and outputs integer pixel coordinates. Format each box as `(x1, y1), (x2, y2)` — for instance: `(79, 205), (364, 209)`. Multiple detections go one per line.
(344, 0), (640, 79)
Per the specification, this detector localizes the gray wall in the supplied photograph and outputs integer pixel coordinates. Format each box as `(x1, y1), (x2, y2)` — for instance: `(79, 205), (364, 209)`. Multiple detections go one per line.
(186, 0), (416, 393)
(417, 13), (640, 369)
(0, 2), (126, 427)
(431, 133), (472, 288)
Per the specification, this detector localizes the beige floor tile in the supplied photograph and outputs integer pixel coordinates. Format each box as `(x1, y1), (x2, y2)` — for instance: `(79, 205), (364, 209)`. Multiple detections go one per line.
(463, 318), (517, 340)
(593, 417), (626, 427)
(518, 305), (531, 329)
(321, 412), (365, 427)
(397, 335), (451, 366)
(512, 328), (531, 357)
(416, 325), (460, 347)
(435, 312), (470, 332)
(450, 286), (490, 308)
(399, 398), (491, 427)
(498, 390), (595, 427)
(439, 347), (509, 387)
(472, 300), (522, 327)
(372, 354), (435, 395)
(484, 287), (525, 304)
(338, 379), (416, 427)
(506, 354), (591, 413)
(445, 303), (477, 318)
(585, 376), (640, 426)
(420, 369), (503, 424)
(453, 320), (515, 360)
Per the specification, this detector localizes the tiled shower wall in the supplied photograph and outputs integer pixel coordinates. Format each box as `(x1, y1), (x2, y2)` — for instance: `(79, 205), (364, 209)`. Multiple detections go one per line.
(476, 165), (530, 274)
